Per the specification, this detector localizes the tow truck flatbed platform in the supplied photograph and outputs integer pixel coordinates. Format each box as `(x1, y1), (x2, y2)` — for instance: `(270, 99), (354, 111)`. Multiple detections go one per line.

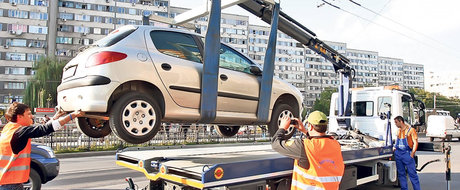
(116, 143), (393, 189)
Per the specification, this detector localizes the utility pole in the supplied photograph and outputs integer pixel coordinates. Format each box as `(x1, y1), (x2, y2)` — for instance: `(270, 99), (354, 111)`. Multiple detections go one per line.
(434, 94), (437, 109)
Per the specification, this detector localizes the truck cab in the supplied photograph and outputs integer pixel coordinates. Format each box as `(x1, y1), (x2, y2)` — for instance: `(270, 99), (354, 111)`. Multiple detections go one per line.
(329, 86), (423, 140)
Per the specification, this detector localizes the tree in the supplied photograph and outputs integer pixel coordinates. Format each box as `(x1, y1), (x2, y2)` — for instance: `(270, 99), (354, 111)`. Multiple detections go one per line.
(312, 87), (337, 116)
(24, 57), (66, 110)
(409, 88), (460, 116)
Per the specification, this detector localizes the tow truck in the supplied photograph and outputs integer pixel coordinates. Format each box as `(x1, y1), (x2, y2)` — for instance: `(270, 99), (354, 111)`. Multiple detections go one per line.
(115, 0), (430, 189)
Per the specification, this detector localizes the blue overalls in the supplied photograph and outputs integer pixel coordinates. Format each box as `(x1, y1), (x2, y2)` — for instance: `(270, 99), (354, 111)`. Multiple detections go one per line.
(395, 127), (420, 190)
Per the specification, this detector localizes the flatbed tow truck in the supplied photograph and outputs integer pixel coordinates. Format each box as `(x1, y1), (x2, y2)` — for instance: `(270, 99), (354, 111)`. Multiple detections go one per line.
(115, 0), (437, 189)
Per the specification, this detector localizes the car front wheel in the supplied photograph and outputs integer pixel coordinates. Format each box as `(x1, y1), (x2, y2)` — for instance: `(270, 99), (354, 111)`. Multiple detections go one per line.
(109, 92), (162, 144)
(24, 168), (41, 190)
(216, 126), (240, 137)
(76, 117), (111, 138)
(268, 103), (297, 138)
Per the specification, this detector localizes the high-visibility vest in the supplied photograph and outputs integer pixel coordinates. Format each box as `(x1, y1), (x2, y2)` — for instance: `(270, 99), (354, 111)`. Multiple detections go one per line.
(291, 137), (345, 190)
(0, 123), (31, 185)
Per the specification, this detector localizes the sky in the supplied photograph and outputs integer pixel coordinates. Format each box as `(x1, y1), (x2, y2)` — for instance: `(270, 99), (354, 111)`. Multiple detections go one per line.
(169, 0), (460, 77)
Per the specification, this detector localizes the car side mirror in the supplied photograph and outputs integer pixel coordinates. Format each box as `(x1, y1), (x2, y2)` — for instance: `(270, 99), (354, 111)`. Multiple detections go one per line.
(249, 65), (262, 76)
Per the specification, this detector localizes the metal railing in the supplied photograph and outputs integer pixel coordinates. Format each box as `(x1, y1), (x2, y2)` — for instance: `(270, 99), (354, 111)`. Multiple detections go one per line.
(31, 123), (271, 152)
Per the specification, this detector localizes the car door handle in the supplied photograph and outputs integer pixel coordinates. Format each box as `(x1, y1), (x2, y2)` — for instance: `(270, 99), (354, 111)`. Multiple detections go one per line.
(161, 63), (171, 71)
(220, 74), (228, 81)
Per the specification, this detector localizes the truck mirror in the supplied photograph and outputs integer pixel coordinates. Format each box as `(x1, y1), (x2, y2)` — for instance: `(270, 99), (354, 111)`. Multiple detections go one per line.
(418, 109), (425, 125)
(379, 112), (387, 120)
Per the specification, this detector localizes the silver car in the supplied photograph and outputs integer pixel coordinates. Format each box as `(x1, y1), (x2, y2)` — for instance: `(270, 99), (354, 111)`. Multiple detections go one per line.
(57, 25), (302, 144)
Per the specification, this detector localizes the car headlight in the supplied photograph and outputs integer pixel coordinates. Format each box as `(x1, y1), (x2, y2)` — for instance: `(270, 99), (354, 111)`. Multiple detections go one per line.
(37, 145), (56, 158)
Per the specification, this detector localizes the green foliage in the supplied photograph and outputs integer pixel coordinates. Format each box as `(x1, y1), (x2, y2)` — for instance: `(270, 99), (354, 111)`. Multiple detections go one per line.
(409, 88), (460, 116)
(312, 87), (337, 116)
(24, 57), (66, 110)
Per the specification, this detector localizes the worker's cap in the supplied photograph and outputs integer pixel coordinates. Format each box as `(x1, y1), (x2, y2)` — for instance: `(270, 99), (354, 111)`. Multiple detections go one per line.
(307, 111), (328, 126)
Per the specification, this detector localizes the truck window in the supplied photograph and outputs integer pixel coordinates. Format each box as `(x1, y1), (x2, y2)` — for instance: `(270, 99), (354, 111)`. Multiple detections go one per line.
(377, 97), (392, 115)
(353, 101), (373, 116)
(402, 95), (413, 124)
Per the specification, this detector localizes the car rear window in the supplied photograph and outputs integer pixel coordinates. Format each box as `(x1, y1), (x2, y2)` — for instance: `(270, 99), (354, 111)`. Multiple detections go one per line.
(94, 26), (137, 47)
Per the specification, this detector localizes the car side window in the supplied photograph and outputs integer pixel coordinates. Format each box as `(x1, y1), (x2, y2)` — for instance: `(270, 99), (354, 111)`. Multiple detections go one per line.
(150, 31), (202, 63)
(219, 44), (253, 74)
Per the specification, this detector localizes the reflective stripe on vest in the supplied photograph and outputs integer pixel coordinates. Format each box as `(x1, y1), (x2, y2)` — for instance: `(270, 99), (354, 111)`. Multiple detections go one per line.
(0, 165), (30, 172)
(292, 179), (325, 190)
(0, 153), (30, 161)
(293, 165), (343, 183)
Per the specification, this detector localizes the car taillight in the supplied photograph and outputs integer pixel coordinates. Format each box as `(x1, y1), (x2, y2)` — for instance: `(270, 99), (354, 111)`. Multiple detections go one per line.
(86, 51), (127, 67)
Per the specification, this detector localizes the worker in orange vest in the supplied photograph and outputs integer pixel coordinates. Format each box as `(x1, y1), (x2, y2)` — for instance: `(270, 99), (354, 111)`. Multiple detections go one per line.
(272, 111), (344, 190)
(0, 102), (84, 189)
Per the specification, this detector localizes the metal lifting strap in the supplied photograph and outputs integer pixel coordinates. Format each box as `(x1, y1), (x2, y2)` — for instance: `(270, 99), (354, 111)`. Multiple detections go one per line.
(337, 71), (352, 129)
(199, 0), (221, 123)
(257, 2), (280, 122)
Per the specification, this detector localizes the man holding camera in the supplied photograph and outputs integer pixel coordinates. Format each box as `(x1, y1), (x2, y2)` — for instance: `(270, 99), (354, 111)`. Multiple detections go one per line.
(272, 111), (344, 190)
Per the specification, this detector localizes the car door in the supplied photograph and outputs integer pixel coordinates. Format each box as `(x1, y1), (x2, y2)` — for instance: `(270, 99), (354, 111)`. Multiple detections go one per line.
(147, 30), (203, 109)
(217, 44), (260, 113)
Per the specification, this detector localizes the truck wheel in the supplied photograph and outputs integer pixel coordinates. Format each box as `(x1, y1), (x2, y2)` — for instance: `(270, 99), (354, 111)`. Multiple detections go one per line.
(24, 168), (41, 190)
(268, 103), (297, 138)
(429, 137), (434, 142)
(76, 117), (111, 138)
(109, 92), (162, 144)
(216, 126), (240, 137)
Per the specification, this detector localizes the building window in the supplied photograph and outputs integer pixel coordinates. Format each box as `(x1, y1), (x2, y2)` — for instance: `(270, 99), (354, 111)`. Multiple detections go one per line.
(75, 14), (90, 22)
(29, 26), (48, 34)
(30, 0), (47, 6)
(8, 10), (28, 18)
(74, 26), (89, 33)
(6, 39), (27, 47)
(56, 37), (73, 44)
(93, 16), (102, 23)
(9, 0), (29, 5)
(6, 53), (26, 61)
(4, 82), (25, 89)
(29, 12), (48, 20)
(27, 54), (43, 61)
(59, 13), (74, 20)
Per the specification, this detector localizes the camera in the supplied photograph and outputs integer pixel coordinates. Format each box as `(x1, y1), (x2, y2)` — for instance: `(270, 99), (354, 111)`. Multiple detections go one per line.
(290, 120), (297, 125)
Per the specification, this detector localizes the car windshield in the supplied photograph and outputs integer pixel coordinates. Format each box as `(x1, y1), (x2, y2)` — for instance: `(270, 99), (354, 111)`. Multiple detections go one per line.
(94, 26), (137, 47)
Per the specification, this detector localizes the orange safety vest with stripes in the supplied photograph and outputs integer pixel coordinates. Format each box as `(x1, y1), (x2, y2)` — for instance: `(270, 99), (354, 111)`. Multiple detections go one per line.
(0, 122), (31, 185)
(291, 137), (345, 190)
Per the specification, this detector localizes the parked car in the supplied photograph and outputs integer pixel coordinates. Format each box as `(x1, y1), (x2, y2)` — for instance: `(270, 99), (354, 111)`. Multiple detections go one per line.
(57, 25), (303, 144)
(426, 115), (460, 142)
(24, 144), (60, 190)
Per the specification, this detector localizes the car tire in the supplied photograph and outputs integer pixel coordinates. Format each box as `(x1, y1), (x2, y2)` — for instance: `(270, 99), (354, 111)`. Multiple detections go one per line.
(216, 126), (240, 137)
(268, 103), (297, 138)
(24, 168), (41, 190)
(109, 92), (162, 144)
(76, 117), (111, 138)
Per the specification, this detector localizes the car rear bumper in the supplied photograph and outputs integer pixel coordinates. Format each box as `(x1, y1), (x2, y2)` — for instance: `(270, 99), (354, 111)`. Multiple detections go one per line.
(57, 76), (119, 112)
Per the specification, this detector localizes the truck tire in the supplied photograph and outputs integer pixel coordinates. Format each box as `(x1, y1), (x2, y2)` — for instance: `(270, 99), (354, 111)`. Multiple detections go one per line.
(109, 92), (162, 144)
(268, 103), (297, 138)
(216, 126), (240, 137)
(24, 168), (41, 190)
(429, 137), (434, 142)
(76, 117), (111, 138)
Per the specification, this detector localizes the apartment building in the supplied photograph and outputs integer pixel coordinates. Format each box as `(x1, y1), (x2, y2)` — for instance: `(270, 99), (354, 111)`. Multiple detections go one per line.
(403, 63), (424, 90)
(0, 0), (425, 111)
(426, 72), (459, 99)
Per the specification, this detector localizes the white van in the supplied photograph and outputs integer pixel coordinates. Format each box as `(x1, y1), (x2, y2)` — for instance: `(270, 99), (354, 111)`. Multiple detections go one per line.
(426, 115), (460, 142)
(329, 86), (424, 140)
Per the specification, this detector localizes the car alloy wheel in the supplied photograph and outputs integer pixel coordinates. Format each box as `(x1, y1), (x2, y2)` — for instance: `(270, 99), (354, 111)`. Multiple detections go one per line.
(110, 92), (161, 144)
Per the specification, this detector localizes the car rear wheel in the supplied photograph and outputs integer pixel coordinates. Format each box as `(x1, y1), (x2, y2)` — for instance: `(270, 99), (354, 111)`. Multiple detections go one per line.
(109, 92), (162, 144)
(24, 168), (41, 190)
(216, 126), (240, 137)
(76, 117), (111, 138)
(268, 103), (297, 138)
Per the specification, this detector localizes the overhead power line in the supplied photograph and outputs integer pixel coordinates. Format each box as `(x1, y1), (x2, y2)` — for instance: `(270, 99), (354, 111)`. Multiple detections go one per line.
(347, 0), (460, 58)
(319, 0), (460, 61)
